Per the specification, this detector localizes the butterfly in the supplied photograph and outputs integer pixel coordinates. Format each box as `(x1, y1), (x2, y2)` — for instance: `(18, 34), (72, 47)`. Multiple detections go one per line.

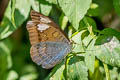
(26, 10), (71, 69)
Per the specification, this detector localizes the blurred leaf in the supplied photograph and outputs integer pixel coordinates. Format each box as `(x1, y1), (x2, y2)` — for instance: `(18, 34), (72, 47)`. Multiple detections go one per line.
(21, 65), (38, 75)
(87, 3), (99, 17)
(7, 70), (18, 80)
(18, 65), (38, 80)
(89, 60), (104, 80)
(85, 37), (96, 73)
(39, 0), (52, 16)
(95, 36), (120, 67)
(72, 30), (86, 52)
(67, 56), (88, 80)
(45, 0), (57, 4)
(0, 39), (12, 80)
(90, 3), (99, 9)
(20, 73), (38, 80)
(58, 0), (92, 30)
(93, 0), (113, 18)
(100, 28), (120, 40)
(45, 61), (65, 80)
(87, 7), (99, 17)
(0, 0), (31, 40)
(118, 74), (120, 80)
(110, 67), (119, 80)
(113, 0), (120, 17)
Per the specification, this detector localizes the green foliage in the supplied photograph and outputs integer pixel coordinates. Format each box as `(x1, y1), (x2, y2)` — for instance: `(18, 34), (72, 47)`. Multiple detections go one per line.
(0, 0), (120, 80)
(113, 0), (120, 17)
(58, 0), (92, 30)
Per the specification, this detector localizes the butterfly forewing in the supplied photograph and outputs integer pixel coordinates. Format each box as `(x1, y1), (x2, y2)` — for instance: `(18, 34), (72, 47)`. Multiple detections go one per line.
(26, 10), (71, 69)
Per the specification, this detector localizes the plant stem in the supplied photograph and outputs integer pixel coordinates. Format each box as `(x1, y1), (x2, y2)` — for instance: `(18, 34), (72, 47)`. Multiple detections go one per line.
(103, 63), (111, 80)
(65, 56), (70, 80)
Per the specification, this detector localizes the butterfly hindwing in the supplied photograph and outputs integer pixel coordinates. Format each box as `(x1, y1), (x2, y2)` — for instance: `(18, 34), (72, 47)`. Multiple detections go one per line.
(30, 42), (71, 69)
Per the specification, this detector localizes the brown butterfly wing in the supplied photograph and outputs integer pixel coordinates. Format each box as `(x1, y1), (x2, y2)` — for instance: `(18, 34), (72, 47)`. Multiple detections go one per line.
(26, 10), (71, 69)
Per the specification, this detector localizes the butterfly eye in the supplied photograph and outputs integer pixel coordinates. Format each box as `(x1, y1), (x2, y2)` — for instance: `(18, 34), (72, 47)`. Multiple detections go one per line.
(40, 16), (51, 23)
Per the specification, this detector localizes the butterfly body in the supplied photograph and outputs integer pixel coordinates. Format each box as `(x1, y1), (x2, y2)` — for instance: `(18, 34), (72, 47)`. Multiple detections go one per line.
(26, 10), (71, 69)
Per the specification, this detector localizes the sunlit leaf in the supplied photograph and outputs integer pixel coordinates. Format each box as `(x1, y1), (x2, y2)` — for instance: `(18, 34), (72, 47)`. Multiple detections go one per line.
(83, 34), (93, 46)
(85, 37), (96, 73)
(40, 0), (52, 16)
(72, 30), (86, 52)
(67, 56), (88, 80)
(58, 0), (92, 30)
(95, 36), (120, 67)
(30, 0), (39, 11)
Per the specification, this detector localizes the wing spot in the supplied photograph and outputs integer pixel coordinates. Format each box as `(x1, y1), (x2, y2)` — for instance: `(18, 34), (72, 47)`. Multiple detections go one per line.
(37, 24), (50, 32)
(52, 31), (59, 38)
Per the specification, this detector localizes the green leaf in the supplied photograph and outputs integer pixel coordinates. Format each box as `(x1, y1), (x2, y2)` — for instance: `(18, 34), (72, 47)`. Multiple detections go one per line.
(72, 30), (86, 44)
(0, 39), (12, 80)
(20, 73), (38, 80)
(100, 28), (120, 40)
(59, 13), (69, 30)
(30, 0), (39, 11)
(67, 56), (88, 80)
(95, 36), (120, 67)
(58, 0), (92, 30)
(0, 0), (31, 40)
(85, 37), (96, 73)
(45, 61), (65, 80)
(83, 34), (93, 46)
(50, 7), (61, 25)
(14, 0), (31, 26)
(79, 16), (97, 30)
(40, 0), (52, 16)
(19, 65), (38, 80)
(72, 30), (86, 52)
(113, 0), (120, 16)
(68, 26), (73, 38)
(45, 0), (57, 4)
(7, 70), (18, 80)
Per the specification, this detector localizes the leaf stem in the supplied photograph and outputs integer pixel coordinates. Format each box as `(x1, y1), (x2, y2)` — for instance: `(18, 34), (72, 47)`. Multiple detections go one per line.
(11, 0), (16, 28)
(103, 63), (111, 80)
(65, 56), (70, 80)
